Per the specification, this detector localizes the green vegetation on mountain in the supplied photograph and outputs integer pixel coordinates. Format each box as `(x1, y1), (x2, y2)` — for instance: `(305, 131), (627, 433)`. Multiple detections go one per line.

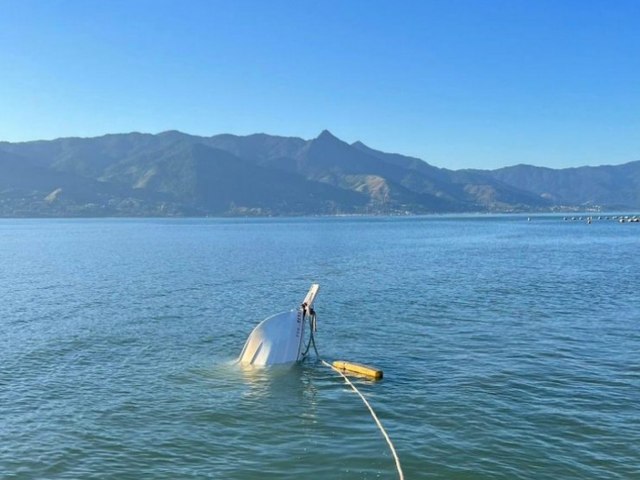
(1, 131), (638, 217)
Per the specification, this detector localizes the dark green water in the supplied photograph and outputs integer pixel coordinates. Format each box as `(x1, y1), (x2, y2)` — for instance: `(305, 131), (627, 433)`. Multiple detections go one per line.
(1, 216), (638, 479)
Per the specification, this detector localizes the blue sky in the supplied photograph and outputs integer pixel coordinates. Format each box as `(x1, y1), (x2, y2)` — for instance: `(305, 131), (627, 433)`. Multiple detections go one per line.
(1, 0), (638, 169)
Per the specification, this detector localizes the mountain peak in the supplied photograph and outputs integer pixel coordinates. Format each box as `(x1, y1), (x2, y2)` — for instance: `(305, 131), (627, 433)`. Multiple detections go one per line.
(316, 129), (338, 141)
(157, 130), (190, 139)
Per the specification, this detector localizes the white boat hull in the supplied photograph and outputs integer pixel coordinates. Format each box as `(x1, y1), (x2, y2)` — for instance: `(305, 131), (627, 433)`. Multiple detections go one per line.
(238, 284), (319, 366)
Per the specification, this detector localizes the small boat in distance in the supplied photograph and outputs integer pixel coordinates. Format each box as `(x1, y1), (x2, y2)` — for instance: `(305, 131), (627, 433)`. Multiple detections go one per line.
(238, 284), (320, 366)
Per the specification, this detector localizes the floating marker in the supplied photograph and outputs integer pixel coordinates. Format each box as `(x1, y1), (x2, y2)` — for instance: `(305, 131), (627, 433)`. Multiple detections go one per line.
(332, 360), (383, 380)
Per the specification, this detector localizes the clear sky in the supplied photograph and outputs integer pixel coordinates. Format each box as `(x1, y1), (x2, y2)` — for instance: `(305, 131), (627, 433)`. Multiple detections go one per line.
(1, 0), (638, 169)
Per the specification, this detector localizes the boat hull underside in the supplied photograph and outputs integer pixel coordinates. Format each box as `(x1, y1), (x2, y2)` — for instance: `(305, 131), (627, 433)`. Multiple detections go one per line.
(238, 310), (305, 366)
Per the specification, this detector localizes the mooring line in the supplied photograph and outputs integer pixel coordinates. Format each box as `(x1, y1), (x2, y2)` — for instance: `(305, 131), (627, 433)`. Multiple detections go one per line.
(321, 359), (404, 480)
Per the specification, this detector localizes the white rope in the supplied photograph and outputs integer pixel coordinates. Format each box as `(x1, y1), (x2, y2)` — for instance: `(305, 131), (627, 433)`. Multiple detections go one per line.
(321, 360), (404, 480)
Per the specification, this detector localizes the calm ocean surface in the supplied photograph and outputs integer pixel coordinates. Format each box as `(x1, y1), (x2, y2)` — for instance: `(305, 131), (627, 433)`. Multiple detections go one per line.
(1, 216), (638, 479)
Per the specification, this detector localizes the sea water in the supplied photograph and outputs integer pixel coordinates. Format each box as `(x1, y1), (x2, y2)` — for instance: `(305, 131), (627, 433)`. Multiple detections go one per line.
(1, 216), (638, 479)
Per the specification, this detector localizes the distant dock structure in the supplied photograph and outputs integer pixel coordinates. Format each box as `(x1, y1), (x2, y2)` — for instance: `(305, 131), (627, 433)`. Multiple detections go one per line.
(560, 214), (639, 224)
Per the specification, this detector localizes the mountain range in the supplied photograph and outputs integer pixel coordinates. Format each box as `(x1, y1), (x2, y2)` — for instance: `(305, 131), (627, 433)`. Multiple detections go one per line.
(1, 130), (638, 217)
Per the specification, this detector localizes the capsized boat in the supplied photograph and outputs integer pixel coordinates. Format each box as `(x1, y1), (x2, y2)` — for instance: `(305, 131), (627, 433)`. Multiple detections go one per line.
(236, 284), (401, 478)
(238, 284), (319, 366)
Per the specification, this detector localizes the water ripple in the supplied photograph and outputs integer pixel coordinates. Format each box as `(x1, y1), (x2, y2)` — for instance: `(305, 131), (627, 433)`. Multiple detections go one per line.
(1, 217), (639, 479)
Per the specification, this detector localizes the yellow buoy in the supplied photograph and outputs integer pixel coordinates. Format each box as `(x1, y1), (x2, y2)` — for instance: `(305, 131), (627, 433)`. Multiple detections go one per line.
(332, 360), (383, 380)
